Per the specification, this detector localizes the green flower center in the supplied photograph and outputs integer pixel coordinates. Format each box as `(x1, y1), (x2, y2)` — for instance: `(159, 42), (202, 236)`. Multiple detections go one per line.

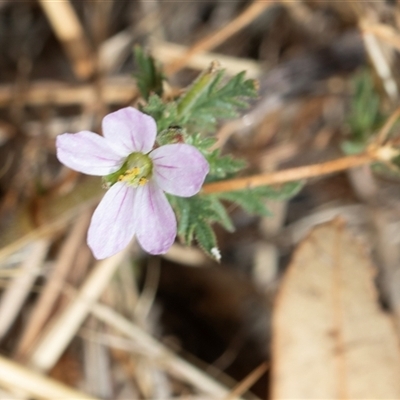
(104, 152), (153, 188)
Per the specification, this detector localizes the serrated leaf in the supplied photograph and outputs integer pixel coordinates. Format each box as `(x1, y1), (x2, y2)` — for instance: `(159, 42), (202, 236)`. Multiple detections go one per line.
(176, 66), (257, 133)
(255, 181), (304, 201)
(167, 194), (233, 260)
(208, 197), (235, 232)
(141, 94), (179, 133)
(206, 151), (246, 181)
(185, 133), (217, 152)
(168, 196), (190, 241)
(193, 220), (220, 261)
(133, 46), (164, 100)
(217, 182), (303, 216)
(218, 189), (272, 216)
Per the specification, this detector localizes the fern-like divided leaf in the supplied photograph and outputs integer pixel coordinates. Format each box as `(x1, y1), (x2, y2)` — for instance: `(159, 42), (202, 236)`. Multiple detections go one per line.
(168, 182), (303, 260)
(185, 133), (247, 181)
(168, 194), (234, 261)
(133, 46), (164, 101)
(206, 151), (246, 181)
(343, 69), (384, 155)
(177, 68), (258, 133)
(142, 94), (179, 134)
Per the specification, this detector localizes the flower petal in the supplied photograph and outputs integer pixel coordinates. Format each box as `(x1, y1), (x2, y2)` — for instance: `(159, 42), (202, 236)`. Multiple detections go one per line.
(102, 107), (157, 155)
(87, 182), (136, 259)
(150, 144), (209, 197)
(134, 182), (176, 254)
(56, 131), (123, 176)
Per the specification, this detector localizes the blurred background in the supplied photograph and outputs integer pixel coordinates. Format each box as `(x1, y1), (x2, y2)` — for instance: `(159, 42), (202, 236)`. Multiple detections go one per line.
(1, 1), (400, 399)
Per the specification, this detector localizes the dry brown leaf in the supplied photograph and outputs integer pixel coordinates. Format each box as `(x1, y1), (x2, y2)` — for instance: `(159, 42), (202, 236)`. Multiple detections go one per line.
(272, 219), (400, 399)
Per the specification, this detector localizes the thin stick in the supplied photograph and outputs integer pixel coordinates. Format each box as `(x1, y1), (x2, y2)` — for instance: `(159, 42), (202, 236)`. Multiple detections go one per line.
(164, 0), (273, 75)
(376, 106), (400, 145)
(202, 154), (373, 194)
(224, 362), (269, 400)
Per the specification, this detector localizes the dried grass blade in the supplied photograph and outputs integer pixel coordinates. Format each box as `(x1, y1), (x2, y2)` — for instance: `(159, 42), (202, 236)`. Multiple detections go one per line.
(0, 354), (98, 400)
(15, 211), (92, 360)
(0, 240), (50, 341)
(91, 302), (242, 399)
(28, 248), (129, 372)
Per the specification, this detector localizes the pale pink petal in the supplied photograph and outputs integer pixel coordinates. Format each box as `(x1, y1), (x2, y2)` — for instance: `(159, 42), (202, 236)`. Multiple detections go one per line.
(102, 107), (157, 155)
(56, 131), (123, 176)
(150, 144), (209, 197)
(87, 182), (136, 259)
(133, 182), (176, 254)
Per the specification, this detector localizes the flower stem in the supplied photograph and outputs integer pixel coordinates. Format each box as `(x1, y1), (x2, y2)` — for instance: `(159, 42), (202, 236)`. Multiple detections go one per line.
(176, 62), (220, 120)
(201, 153), (373, 194)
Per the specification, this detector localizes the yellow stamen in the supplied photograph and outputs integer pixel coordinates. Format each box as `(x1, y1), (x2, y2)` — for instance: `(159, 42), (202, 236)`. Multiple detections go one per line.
(119, 167), (141, 182)
(124, 167), (140, 178)
(139, 177), (148, 186)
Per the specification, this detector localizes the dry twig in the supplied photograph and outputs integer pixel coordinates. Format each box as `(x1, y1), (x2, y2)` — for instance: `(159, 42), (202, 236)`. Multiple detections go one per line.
(224, 362), (269, 400)
(202, 154), (373, 194)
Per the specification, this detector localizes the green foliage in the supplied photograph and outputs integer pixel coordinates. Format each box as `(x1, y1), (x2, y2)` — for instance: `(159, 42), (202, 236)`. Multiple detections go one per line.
(133, 46), (164, 100)
(217, 181), (303, 217)
(141, 64), (257, 136)
(141, 94), (179, 134)
(167, 181), (302, 260)
(177, 67), (257, 133)
(185, 133), (246, 181)
(168, 194), (232, 260)
(343, 70), (384, 154)
(131, 49), (303, 260)
(205, 151), (246, 181)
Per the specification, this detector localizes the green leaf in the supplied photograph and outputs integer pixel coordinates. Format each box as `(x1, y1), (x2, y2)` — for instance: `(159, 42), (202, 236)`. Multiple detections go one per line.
(141, 94), (179, 133)
(218, 189), (272, 216)
(176, 66), (257, 133)
(208, 196), (235, 232)
(346, 70), (384, 144)
(168, 194), (234, 261)
(206, 151), (246, 181)
(341, 140), (367, 155)
(217, 182), (303, 216)
(255, 181), (304, 201)
(193, 220), (219, 261)
(133, 46), (164, 100)
(185, 133), (217, 153)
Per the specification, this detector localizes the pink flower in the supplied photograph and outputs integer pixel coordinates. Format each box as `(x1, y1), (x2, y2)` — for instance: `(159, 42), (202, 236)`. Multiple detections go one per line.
(56, 107), (209, 259)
